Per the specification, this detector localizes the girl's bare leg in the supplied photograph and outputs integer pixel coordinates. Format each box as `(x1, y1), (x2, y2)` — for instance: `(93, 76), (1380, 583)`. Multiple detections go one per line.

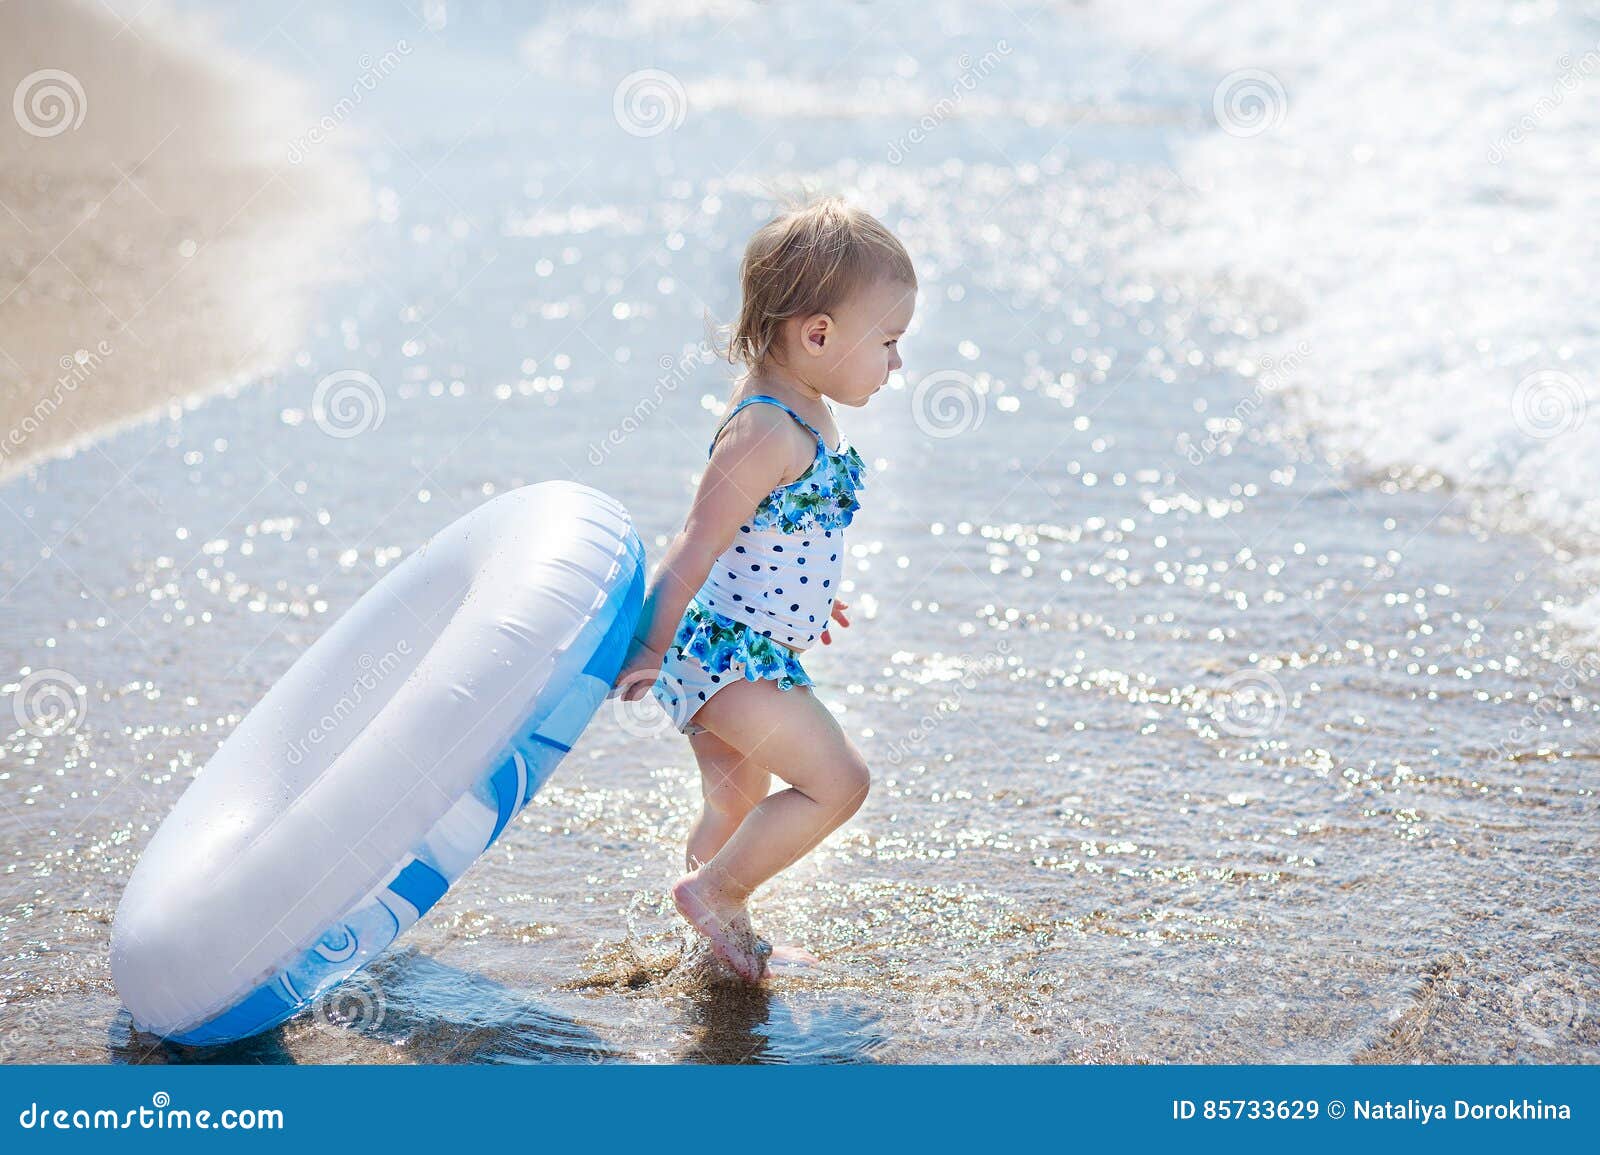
(671, 678), (870, 981)
(686, 729), (771, 871)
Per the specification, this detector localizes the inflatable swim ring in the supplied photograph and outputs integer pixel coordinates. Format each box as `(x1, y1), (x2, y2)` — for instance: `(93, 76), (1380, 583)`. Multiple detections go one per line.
(111, 481), (644, 1045)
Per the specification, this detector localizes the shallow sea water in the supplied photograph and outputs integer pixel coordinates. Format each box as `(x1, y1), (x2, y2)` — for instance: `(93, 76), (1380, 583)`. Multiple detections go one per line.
(1, 1), (1596, 1064)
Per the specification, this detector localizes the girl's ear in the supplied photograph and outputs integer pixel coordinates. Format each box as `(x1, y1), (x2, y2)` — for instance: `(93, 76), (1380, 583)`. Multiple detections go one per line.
(799, 312), (833, 357)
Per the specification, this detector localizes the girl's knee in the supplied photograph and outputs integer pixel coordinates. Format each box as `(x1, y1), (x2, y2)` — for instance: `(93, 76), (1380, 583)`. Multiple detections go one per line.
(830, 756), (871, 816)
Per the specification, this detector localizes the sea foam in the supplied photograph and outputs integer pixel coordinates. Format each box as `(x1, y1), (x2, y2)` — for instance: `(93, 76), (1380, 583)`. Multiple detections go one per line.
(1100, 0), (1600, 643)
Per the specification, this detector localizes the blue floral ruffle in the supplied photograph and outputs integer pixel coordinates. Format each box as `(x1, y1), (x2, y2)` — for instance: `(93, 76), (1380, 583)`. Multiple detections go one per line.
(748, 442), (867, 535)
(670, 600), (813, 691)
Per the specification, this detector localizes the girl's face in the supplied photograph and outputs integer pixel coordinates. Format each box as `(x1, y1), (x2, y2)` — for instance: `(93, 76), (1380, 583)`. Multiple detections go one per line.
(799, 278), (916, 408)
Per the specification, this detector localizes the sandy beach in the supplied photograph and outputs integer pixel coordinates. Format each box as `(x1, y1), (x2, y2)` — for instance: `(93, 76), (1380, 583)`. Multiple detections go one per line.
(0, 0), (364, 482)
(1, 0), (1596, 1065)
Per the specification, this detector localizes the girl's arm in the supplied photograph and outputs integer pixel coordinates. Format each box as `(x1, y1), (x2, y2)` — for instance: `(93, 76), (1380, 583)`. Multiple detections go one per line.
(610, 409), (801, 699)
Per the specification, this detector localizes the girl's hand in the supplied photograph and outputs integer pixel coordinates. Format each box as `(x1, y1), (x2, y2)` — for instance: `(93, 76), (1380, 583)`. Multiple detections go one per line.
(610, 639), (663, 701)
(819, 600), (850, 645)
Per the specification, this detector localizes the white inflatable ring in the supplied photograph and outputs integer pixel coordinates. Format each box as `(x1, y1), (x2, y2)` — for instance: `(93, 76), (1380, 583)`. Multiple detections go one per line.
(111, 481), (644, 1045)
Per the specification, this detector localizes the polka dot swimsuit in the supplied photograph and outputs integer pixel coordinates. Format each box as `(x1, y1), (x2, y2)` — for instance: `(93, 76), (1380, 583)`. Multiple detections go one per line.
(650, 395), (867, 734)
(694, 395), (865, 648)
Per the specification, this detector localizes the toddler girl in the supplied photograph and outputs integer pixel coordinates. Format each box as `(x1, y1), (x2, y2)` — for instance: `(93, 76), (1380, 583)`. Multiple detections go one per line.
(611, 197), (916, 980)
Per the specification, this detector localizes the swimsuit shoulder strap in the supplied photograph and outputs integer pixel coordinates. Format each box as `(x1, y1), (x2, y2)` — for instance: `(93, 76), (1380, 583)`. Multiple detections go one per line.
(707, 394), (825, 457)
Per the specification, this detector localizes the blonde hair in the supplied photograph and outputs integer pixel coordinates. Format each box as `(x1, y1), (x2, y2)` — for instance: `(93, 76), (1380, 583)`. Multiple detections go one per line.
(726, 197), (916, 370)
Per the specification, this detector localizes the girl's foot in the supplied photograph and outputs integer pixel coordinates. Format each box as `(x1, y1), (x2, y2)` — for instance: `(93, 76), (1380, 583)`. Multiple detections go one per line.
(671, 869), (767, 982)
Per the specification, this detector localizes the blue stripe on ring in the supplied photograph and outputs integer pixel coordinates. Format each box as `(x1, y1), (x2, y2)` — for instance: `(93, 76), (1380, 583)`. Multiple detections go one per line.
(387, 858), (448, 917)
(170, 980), (296, 1046)
(488, 757), (520, 846)
(582, 561), (645, 683)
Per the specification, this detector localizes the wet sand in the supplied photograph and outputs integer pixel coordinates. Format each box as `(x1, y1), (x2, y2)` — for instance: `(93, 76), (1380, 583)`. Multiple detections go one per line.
(0, 0), (364, 482)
